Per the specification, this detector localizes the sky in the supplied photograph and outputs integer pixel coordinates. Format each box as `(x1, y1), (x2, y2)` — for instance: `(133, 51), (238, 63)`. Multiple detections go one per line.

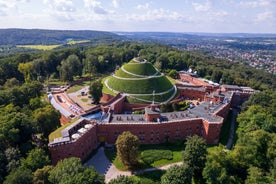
(0, 0), (275, 33)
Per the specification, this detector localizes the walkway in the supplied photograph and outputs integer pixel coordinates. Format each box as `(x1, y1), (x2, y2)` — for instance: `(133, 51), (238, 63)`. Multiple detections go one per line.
(86, 146), (183, 183)
(86, 147), (131, 183)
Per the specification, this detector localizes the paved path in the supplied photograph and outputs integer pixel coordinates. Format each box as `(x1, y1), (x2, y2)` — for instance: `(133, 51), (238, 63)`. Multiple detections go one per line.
(86, 146), (182, 183)
(86, 147), (131, 183)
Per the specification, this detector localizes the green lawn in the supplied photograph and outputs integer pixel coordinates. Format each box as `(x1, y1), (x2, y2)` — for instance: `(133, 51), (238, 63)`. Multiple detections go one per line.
(105, 142), (185, 171)
(123, 62), (159, 76)
(66, 80), (93, 93)
(107, 75), (173, 94)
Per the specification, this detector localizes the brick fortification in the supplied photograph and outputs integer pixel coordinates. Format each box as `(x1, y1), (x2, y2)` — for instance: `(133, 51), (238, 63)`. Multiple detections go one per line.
(48, 71), (254, 165)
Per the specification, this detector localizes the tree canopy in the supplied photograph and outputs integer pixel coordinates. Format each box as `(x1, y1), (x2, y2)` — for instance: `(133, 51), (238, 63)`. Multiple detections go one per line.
(115, 131), (140, 169)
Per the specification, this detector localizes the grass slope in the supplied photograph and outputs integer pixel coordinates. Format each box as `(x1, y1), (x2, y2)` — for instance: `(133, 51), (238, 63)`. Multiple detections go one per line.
(123, 62), (159, 76)
(107, 76), (172, 94)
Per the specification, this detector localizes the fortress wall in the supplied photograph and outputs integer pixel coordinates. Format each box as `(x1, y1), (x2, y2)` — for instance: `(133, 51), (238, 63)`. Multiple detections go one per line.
(49, 125), (98, 165)
(97, 119), (205, 145)
(101, 93), (114, 103)
(122, 103), (150, 111)
(178, 88), (206, 101)
(60, 115), (71, 125)
(202, 119), (223, 144)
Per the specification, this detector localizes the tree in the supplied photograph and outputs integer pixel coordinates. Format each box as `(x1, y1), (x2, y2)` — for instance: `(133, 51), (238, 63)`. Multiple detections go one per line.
(59, 54), (82, 82)
(183, 135), (207, 178)
(5, 147), (21, 173)
(4, 167), (33, 184)
(32, 105), (60, 138)
(0, 151), (7, 183)
(89, 79), (103, 104)
(109, 175), (140, 184)
(21, 148), (50, 172)
(18, 62), (34, 82)
(245, 166), (269, 184)
(168, 69), (178, 79)
(203, 146), (245, 184)
(161, 164), (192, 184)
(49, 157), (104, 184)
(115, 131), (140, 169)
(33, 165), (53, 184)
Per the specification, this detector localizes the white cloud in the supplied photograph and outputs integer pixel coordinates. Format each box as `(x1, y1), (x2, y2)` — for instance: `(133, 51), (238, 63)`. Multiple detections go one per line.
(112, 0), (119, 8)
(44, 0), (75, 12)
(127, 8), (188, 23)
(0, 0), (29, 16)
(239, 0), (271, 8)
(136, 3), (150, 10)
(43, 0), (76, 21)
(256, 10), (273, 21)
(83, 0), (108, 14)
(192, 0), (212, 12)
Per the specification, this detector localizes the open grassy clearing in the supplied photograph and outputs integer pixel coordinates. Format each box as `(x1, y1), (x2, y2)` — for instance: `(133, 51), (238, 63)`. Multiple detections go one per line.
(67, 40), (90, 45)
(66, 80), (92, 93)
(17, 44), (61, 50)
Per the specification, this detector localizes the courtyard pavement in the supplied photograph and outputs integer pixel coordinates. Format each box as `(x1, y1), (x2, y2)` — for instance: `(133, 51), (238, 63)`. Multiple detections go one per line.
(86, 146), (131, 183)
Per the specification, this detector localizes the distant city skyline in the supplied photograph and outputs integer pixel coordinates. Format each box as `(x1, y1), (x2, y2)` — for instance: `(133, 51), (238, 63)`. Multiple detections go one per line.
(0, 0), (275, 33)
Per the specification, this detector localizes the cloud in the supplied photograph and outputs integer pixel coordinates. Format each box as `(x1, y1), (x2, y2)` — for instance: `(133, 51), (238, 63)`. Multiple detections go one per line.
(44, 0), (76, 12)
(256, 10), (274, 21)
(192, 0), (212, 12)
(127, 8), (188, 23)
(83, 0), (108, 14)
(0, 0), (29, 16)
(239, 0), (271, 8)
(136, 3), (150, 10)
(43, 0), (76, 21)
(112, 0), (120, 8)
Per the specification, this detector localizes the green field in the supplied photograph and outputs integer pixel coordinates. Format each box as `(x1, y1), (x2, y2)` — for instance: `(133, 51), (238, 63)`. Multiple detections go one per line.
(16, 39), (91, 51)
(17, 44), (61, 50)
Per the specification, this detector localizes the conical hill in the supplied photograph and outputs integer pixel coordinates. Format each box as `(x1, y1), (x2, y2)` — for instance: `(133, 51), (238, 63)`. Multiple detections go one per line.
(103, 58), (177, 104)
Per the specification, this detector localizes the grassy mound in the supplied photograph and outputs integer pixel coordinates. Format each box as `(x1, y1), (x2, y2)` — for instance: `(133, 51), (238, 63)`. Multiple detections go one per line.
(104, 58), (176, 104)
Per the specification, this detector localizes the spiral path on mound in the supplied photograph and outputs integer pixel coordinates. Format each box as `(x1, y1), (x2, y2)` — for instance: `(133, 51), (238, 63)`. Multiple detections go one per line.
(104, 78), (177, 103)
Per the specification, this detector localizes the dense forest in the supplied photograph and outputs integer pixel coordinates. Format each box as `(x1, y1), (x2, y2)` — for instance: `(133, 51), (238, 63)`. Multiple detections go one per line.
(0, 29), (120, 45)
(0, 40), (275, 183)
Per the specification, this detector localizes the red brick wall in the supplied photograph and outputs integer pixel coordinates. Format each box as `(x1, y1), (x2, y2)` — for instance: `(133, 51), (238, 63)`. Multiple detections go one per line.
(60, 115), (70, 125)
(101, 93), (114, 103)
(97, 119), (207, 144)
(202, 120), (222, 144)
(179, 88), (206, 101)
(49, 124), (98, 165)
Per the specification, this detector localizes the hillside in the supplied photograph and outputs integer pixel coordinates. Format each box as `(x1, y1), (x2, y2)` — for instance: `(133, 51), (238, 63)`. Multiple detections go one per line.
(0, 28), (120, 45)
(104, 58), (177, 104)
